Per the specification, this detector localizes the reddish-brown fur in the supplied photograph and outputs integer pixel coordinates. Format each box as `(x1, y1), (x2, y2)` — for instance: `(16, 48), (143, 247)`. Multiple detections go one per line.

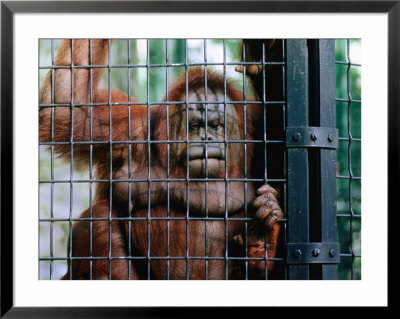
(39, 39), (282, 280)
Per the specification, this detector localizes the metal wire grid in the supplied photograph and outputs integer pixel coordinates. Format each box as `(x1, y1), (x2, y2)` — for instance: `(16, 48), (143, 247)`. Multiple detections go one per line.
(335, 39), (362, 280)
(38, 39), (287, 280)
(39, 39), (361, 280)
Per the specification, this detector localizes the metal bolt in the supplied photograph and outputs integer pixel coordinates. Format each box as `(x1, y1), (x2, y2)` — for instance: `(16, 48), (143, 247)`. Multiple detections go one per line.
(293, 249), (302, 258)
(292, 132), (301, 142)
(312, 248), (320, 257)
(329, 249), (336, 257)
(310, 133), (317, 141)
(328, 133), (335, 142)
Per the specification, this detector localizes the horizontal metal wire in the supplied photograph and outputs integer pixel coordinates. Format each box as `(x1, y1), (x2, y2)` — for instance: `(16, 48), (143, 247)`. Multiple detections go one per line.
(39, 216), (288, 222)
(335, 97), (361, 104)
(39, 100), (286, 108)
(336, 214), (361, 218)
(339, 253), (361, 258)
(334, 60), (361, 67)
(39, 139), (285, 146)
(336, 175), (361, 181)
(338, 137), (361, 142)
(39, 256), (285, 261)
(39, 61), (285, 70)
(39, 178), (287, 183)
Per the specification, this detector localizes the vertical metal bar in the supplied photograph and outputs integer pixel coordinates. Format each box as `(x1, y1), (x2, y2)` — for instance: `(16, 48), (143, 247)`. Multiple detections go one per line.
(127, 39), (132, 280)
(165, 39), (170, 280)
(222, 39), (229, 280)
(345, 40), (355, 280)
(285, 39), (310, 280)
(282, 41), (288, 280)
(68, 39), (75, 280)
(261, 41), (269, 279)
(306, 39), (322, 279)
(38, 40), (41, 280)
(89, 39), (94, 280)
(203, 38), (209, 280)
(49, 39), (55, 280)
(318, 40), (338, 280)
(146, 39), (151, 279)
(241, 40), (249, 280)
(107, 39), (113, 280)
(185, 40), (190, 280)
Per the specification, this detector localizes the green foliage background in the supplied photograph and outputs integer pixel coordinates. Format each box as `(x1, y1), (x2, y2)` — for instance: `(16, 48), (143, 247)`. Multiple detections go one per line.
(39, 39), (361, 280)
(335, 40), (361, 279)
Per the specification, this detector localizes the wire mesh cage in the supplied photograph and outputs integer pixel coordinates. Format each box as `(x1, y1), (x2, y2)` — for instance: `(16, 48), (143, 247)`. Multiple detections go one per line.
(335, 39), (362, 280)
(38, 38), (360, 280)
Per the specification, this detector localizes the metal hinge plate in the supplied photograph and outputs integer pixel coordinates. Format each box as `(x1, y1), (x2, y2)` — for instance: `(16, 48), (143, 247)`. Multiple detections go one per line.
(286, 126), (338, 149)
(286, 242), (340, 264)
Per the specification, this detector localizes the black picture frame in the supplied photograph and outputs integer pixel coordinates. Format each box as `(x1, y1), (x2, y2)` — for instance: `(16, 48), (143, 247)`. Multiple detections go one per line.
(1, 0), (395, 317)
